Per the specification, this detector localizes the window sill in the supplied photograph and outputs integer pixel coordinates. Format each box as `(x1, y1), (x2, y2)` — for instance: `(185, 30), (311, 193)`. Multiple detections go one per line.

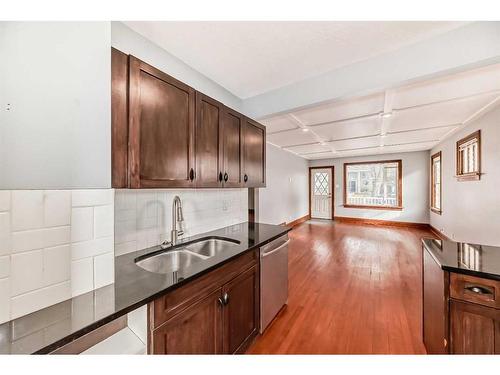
(430, 208), (442, 215)
(455, 172), (481, 181)
(343, 204), (403, 211)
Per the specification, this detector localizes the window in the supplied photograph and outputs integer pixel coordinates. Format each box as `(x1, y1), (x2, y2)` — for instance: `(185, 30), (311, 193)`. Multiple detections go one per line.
(343, 160), (402, 210)
(456, 130), (481, 181)
(431, 151), (442, 214)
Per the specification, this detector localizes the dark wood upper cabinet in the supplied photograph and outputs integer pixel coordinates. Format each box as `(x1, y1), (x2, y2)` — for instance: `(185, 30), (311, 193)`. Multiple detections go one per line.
(111, 49), (266, 189)
(243, 118), (266, 188)
(128, 56), (195, 188)
(111, 48), (129, 188)
(222, 108), (244, 188)
(195, 92), (224, 187)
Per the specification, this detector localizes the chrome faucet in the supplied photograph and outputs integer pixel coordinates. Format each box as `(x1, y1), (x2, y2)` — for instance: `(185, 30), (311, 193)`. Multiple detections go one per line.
(170, 195), (184, 246)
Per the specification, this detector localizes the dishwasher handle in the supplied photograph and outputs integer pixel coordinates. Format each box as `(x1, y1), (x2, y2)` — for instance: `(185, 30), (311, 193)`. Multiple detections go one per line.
(261, 239), (290, 258)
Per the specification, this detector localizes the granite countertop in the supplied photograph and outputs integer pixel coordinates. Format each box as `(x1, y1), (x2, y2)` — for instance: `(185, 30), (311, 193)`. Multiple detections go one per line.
(0, 222), (291, 354)
(422, 237), (500, 281)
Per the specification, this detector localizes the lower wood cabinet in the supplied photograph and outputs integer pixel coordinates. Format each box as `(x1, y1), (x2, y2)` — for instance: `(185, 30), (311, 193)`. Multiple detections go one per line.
(222, 265), (259, 353)
(151, 289), (223, 354)
(149, 251), (259, 354)
(450, 300), (500, 354)
(422, 244), (500, 354)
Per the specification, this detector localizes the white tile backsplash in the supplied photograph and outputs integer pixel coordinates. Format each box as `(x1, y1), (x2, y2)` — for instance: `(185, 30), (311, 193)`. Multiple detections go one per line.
(71, 257), (94, 297)
(11, 281), (71, 320)
(94, 205), (114, 239)
(0, 256), (10, 278)
(0, 278), (10, 323)
(0, 191), (11, 212)
(71, 236), (113, 261)
(71, 207), (94, 243)
(11, 250), (44, 296)
(0, 189), (115, 324)
(0, 212), (10, 256)
(11, 190), (44, 231)
(44, 191), (71, 227)
(94, 252), (114, 289)
(43, 245), (71, 287)
(72, 190), (114, 207)
(114, 189), (248, 256)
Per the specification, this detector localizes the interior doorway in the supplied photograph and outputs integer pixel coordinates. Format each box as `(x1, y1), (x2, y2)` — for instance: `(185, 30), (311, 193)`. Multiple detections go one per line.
(309, 166), (334, 220)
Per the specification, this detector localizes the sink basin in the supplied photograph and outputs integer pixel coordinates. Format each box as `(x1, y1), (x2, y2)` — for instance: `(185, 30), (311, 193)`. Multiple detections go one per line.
(184, 238), (239, 257)
(135, 237), (240, 274)
(135, 250), (204, 274)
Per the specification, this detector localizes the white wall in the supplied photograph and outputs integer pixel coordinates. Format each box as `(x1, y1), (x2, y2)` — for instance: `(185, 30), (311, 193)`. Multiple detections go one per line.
(258, 144), (309, 225)
(430, 105), (500, 246)
(111, 22), (243, 112)
(0, 22), (111, 189)
(309, 151), (430, 224)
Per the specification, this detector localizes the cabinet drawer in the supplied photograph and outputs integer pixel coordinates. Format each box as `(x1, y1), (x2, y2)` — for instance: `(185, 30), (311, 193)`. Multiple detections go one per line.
(450, 273), (500, 309)
(151, 249), (257, 329)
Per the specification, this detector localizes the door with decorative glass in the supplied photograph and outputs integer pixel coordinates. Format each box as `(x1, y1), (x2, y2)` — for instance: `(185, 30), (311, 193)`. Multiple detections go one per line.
(310, 167), (333, 219)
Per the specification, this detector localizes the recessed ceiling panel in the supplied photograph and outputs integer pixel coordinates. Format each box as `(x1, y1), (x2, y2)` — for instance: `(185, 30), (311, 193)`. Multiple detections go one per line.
(392, 63), (500, 109)
(329, 136), (381, 151)
(381, 141), (438, 153)
(292, 93), (384, 125)
(261, 115), (298, 134)
(388, 92), (499, 132)
(303, 152), (337, 160)
(311, 117), (381, 141)
(385, 125), (458, 146)
(285, 143), (332, 154)
(267, 128), (317, 147)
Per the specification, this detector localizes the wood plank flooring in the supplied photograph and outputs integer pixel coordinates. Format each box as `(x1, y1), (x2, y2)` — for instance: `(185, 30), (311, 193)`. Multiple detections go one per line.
(248, 219), (437, 354)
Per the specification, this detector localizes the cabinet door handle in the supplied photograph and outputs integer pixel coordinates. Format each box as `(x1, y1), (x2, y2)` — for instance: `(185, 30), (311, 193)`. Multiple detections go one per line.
(223, 172), (228, 182)
(189, 168), (195, 181)
(222, 292), (229, 305)
(219, 172), (223, 182)
(218, 297), (224, 306)
(464, 285), (494, 296)
(244, 174), (248, 183)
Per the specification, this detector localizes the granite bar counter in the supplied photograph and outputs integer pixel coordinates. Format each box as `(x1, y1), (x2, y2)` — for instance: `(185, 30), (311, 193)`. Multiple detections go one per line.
(0, 222), (291, 354)
(422, 237), (500, 281)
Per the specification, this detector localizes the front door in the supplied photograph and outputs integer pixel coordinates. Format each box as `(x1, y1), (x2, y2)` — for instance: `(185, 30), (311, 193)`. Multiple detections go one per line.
(310, 168), (333, 219)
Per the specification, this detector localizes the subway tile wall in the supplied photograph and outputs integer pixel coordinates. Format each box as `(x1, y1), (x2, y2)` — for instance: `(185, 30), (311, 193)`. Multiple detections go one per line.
(0, 189), (114, 324)
(114, 189), (248, 256)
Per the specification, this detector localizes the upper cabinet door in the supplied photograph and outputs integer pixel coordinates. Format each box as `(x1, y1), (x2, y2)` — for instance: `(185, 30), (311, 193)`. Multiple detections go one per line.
(222, 108), (243, 188)
(195, 93), (224, 188)
(128, 56), (195, 188)
(243, 118), (266, 188)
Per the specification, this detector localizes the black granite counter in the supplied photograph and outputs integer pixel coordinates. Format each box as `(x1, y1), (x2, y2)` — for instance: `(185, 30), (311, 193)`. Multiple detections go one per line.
(0, 222), (291, 354)
(422, 237), (500, 281)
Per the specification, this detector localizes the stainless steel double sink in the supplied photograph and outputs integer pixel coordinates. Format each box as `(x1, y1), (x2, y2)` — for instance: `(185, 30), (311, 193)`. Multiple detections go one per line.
(135, 237), (239, 274)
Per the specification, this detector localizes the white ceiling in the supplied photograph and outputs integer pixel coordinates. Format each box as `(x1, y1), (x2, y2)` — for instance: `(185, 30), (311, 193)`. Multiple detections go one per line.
(263, 63), (500, 160)
(124, 21), (466, 98)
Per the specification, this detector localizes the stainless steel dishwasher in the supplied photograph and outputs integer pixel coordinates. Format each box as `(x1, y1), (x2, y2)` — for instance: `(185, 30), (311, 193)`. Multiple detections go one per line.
(260, 233), (289, 333)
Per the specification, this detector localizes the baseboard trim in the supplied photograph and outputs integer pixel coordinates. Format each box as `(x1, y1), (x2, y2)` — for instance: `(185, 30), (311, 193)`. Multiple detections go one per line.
(334, 216), (429, 230)
(286, 214), (311, 228)
(429, 224), (451, 241)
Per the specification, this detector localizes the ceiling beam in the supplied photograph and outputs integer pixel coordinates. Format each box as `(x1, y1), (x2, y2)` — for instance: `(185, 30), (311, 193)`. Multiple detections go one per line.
(243, 22), (500, 119)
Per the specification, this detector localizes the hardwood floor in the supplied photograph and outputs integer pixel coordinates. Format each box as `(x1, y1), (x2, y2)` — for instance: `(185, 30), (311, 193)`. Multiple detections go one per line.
(248, 219), (437, 354)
